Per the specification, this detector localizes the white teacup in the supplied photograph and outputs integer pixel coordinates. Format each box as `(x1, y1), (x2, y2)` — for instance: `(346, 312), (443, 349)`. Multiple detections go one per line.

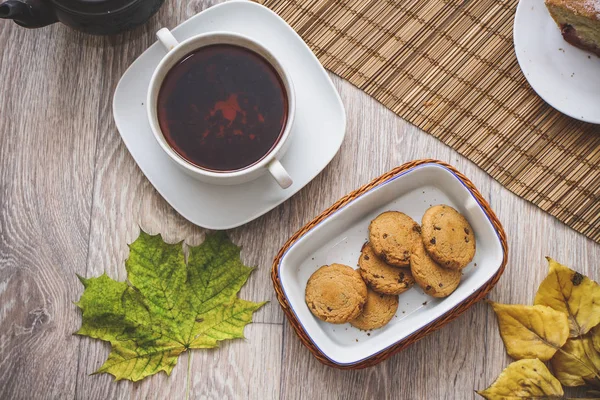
(147, 28), (295, 188)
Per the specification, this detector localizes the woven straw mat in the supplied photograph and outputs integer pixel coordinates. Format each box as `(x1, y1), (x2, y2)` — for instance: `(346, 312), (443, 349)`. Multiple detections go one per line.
(260, 0), (600, 243)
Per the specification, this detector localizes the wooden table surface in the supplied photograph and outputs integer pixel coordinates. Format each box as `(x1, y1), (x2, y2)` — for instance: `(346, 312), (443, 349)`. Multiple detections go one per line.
(1, 1), (599, 399)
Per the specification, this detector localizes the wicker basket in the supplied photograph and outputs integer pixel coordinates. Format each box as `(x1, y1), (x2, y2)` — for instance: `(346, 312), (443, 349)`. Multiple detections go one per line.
(271, 159), (508, 369)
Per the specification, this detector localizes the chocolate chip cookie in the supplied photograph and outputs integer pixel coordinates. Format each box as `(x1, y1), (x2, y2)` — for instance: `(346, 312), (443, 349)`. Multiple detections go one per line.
(368, 211), (421, 267)
(421, 205), (475, 270)
(410, 240), (461, 298)
(305, 263), (368, 324)
(358, 242), (415, 295)
(350, 288), (399, 330)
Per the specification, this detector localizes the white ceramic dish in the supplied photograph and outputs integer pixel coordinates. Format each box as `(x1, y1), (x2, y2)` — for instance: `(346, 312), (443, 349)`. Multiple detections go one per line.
(113, 1), (346, 229)
(277, 163), (505, 366)
(514, 0), (600, 124)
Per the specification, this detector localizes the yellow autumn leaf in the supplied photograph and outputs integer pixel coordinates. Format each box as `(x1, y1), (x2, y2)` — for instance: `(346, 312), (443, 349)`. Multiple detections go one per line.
(477, 359), (564, 399)
(593, 325), (600, 354)
(534, 257), (600, 338)
(551, 327), (600, 388)
(491, 302), (569, 361)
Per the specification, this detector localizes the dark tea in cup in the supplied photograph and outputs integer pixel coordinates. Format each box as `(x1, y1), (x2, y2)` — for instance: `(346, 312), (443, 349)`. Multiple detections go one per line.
(157, 44), (288, 172)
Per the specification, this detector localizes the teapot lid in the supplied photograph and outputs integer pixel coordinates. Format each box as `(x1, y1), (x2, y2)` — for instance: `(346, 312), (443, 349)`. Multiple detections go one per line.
(51, 0), (138, 15)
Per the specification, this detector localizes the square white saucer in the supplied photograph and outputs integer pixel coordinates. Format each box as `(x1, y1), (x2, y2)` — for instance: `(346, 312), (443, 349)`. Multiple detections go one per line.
(113, 1), (346, 229)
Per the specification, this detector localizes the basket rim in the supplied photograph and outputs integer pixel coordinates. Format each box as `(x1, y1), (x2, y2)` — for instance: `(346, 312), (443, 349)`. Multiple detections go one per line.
(271, 159), (509, 368)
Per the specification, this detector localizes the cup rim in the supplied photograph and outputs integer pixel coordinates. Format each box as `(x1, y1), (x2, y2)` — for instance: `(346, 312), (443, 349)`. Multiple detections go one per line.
(147, 30), (296, 179)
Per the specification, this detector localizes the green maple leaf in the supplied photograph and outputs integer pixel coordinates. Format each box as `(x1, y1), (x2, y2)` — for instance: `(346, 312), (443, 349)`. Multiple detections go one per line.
(75, 231), (265, 382)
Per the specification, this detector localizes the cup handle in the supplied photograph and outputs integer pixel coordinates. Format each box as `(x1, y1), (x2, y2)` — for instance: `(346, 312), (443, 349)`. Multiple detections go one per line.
(156, 28), (179, 52)
(268, 159), (292, 189)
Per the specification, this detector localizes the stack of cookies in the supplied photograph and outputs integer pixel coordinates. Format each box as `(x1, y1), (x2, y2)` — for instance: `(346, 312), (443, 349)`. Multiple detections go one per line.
(412, 205), (476, 297)
(368, 206), (475, 299)
(305, 204), (476, 331)
(305, 263), (399, 330)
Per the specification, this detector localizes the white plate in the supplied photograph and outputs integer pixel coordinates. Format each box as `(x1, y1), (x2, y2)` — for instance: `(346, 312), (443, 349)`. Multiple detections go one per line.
(277, 163), (505, 366)
(113, 1), (346, 229)
(514, 0), (600, 124)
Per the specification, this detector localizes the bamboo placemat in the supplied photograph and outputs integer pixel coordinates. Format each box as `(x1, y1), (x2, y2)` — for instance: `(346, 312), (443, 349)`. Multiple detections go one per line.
(260, 0), (600, 243)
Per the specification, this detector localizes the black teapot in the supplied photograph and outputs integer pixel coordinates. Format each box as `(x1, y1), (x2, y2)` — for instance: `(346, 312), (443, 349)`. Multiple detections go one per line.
(0, 0), (165, 35)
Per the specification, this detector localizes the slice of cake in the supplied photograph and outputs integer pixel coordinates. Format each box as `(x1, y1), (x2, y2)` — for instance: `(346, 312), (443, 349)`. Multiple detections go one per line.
(545, 0), (600, 56)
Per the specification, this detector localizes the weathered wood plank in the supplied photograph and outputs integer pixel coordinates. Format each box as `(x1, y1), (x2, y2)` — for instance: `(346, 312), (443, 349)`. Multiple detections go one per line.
(0, 23), (104, 400)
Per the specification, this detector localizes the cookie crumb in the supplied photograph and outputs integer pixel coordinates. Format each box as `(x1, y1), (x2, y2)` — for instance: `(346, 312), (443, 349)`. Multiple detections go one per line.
(422, 301), (428, 306)
(355, 339), (358, 342)
(367, 333), (371, 336)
